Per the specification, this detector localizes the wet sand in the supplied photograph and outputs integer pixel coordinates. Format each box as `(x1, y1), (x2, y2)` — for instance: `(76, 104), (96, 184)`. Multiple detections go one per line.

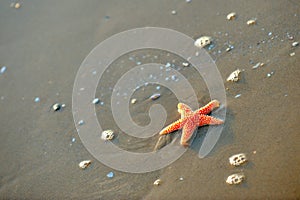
(0, 0), (300, 199)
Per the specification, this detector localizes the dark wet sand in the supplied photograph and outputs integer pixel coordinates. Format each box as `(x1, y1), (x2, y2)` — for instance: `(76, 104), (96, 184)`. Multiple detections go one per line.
(0, 0), (300, 199)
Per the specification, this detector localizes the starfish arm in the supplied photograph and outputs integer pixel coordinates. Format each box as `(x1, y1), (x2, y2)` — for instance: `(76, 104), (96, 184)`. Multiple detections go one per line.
(198, 115), (224, 126)
(180, 120), (198, 146)
(196, 100), (220, 115)
(159, 118), (185, 135)
(177, 103), (192, 118)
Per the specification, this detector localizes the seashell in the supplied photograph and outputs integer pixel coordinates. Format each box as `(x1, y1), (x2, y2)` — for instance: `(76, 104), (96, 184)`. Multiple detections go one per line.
(247, 19), (256, 25)
(14, 3), (21, 9)
(153, 179), (162, 186)
(290, 52), (295, 57)
(194, 36), (212, 48)
(79, 160), (91, 169)
(252, 62), (264, 69)
(52, 103), (61, 111)
(131, 98), (137, 104)
(182, 62), (189, 67)
(229, 153), (247, 166)
(92, 98), (100, 104)
(226, 173), (245, 185)
(106, 171), (114, 178)
(150, 93), (161, 100)
(101, 130), (114, 141)
(234, 94), (241, 98)
(227, 12), (236, 20)
(34, 97), (40, 103)
(226, 69), (241, 82)
(0, 66), (7, 74)
(292, 41), (299, 47)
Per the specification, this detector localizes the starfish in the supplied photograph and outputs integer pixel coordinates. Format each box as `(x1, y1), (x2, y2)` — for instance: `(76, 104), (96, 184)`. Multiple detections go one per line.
(159, 100), (224, 146)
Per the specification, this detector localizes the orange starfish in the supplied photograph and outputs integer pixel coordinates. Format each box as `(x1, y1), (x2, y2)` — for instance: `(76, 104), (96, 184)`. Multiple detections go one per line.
(159, 100), (224, 146)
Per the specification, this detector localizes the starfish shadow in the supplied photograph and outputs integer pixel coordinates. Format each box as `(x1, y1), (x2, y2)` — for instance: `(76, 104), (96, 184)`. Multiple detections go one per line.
(189, 107), (235, 157)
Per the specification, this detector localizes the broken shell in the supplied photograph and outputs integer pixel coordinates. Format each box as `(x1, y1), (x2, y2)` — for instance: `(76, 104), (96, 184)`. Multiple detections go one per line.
(226, 173), (245, 185)
(14, 3), (21, 9)
(79, 160), (91, 169)
(106, 171), (114, 178)
(252, 62), (264, 69)
(226, 69), (241, 82)
(226, 47), (231, 52)
(194, 36), (212, 48)
(234, 94), (241, 98)
(247, 19), (256, 25)
(227, 12), (236, 20)
(292, 41), (299, 47)
(229, 153), (248, 166)
(131, 98), (137, 104)
(0, 66), (7, 74)
(92, 98), (100, 104)
(182, 62), (189, 67)
(150, 93), (161, 100)
(153, 179), (162, 186)
(101, 130), (114, 141)
(52, 103), (61, 111)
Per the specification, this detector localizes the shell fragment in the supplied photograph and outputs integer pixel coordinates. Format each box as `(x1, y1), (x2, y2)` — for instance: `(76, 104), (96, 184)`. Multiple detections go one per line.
(101, 130), (114, 141)
(14, 3), (21, 9)
(182, 62), (189, 67)
(131, 98), (137, 104)
(153, 179), (162, 186)
(150, 93), (161, 100)
(92, 98), (100, 104)
(79, 160), (91, 169)
(226, 173), (245, 185)
(229, 153), (247, 166)
(194, 36), (212, 48)
(247, 19), (256, 25)
(292, 41), (299, 47)
(226, 69), (241, 82)
(252, 62), (264, 69)
(227, 12), (236, 20)
(52, 103), (61, 111)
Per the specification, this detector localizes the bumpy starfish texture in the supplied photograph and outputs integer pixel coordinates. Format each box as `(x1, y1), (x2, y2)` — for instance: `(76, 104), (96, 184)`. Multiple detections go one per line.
(159, 100), (224, 146)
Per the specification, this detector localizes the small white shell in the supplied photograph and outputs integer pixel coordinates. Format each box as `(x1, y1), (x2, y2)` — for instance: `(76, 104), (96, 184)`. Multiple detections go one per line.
(79, 160), (91, 169)
(229, 153), (247, 166)
(101, 130), (114, 141)
(292, 41), (299, 47)
(226, 173), (245, 185)
(252, 62), (264, 69)
(52, 103), (61, 111)
(14, 3), (21, 9)
(227, 12), (236, 20)
(226, 69), (241, 82)
(182, 62), (189, 67)
(247, 19), (256, 25)
(131, 98), (137, 104)
(194, 36), (212, 48)
(92, 98), (100, 104)
(153, 179), (161, 186)
(150, 93), (161, 100)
